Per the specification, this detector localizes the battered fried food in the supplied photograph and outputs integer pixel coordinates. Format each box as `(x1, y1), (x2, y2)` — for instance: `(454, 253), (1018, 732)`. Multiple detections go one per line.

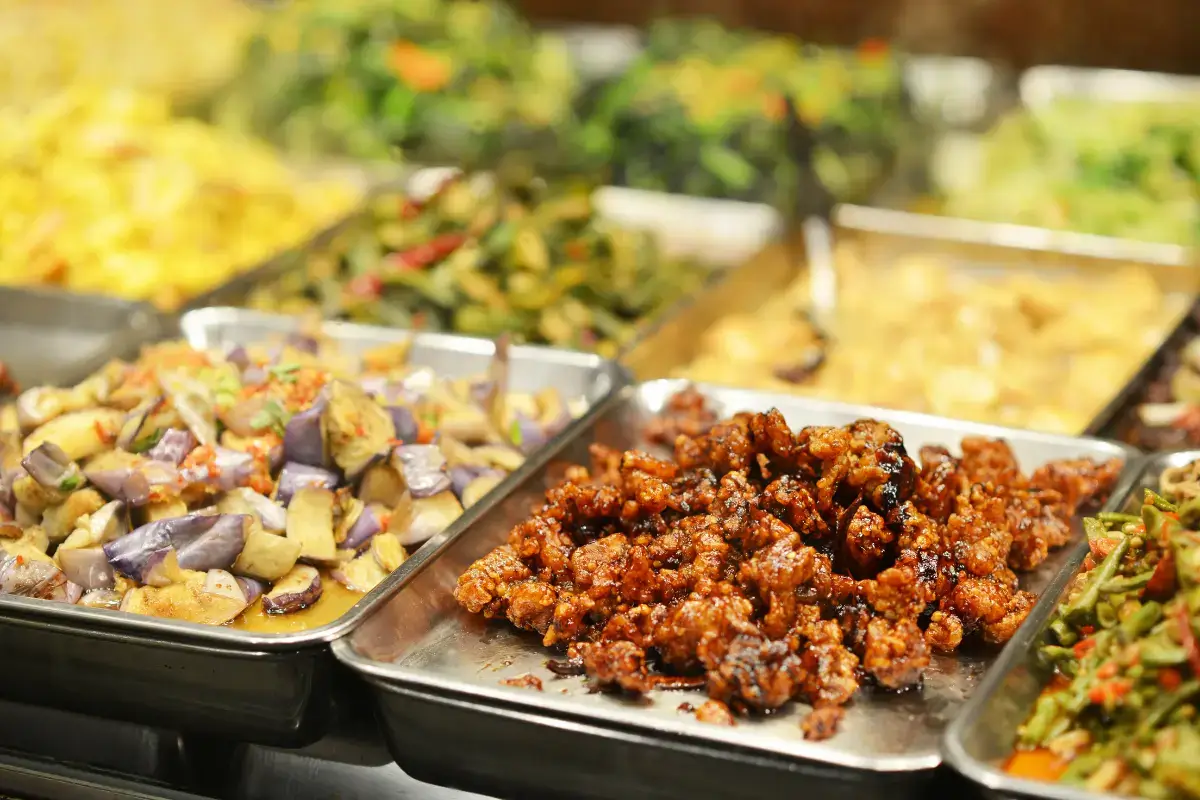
(455, 389), (1122, 741)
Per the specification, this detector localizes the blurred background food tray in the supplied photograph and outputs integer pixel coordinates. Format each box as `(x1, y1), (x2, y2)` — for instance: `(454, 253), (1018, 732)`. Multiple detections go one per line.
(0, 288), (162, 389)
(0, 308), (625, 748)
(942, 449), (1192, 800)
(624, 206), (1198, 438)
(333, 380), (1136, 800)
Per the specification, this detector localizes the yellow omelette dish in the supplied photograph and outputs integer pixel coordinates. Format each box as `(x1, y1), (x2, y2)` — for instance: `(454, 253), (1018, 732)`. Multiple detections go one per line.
(0, 0), (258, 107)
(0, 88), (360, 310)
(677, 241), (1187, 434)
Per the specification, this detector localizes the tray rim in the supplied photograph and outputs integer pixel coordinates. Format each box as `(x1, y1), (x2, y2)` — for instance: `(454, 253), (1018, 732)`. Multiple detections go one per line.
(940, 449), (1197, 800)
(0, 307), (631, 652)
(332, 377), (1142, 775)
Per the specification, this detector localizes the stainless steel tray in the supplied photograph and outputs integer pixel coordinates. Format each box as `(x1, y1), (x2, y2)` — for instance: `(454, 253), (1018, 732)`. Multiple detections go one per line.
(333, 379), (1139, 800)
(0, 307), (628, 747)
(943, 449), (1190, 800)
(0, 287), (162, 388)
(623, 206), (1199, 399)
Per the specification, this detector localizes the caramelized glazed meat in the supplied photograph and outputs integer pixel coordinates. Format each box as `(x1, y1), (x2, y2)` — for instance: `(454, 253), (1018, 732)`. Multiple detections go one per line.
(455, 389), (1122, 741)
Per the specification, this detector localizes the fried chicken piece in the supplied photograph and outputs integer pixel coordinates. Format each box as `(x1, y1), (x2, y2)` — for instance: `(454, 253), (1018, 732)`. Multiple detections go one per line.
(799, 619), (860, 708)
(891, 501), (942, 552)
(643, 385), (718, 446)
(709, 469), (755, 542)
(571, 534), (630, 606)
(748, 408), (799, 463)
(1029, 458), (1122, 516)
(946, 484), (1013, 579)
(960, 437), (1022, 487)
(589, 443), (623, 486)
(454, 545), (533, 618)
(844, 505), (893, 574)
(707, 632), (807, 711)
(924, 610), (964, 653)
(695, 699), (736, 726)
(980, 588), (1036, 644)
(578, 640), (650, 693)
(508, 515), (574, 584)
(738, 532), (818, 638)
(859, 559), (934, 621)
(862, 617), (930, 690)
(506, 580), (557, 633)
(671, 467), (718, 515)
(655, 595), (756, 671)
(763, 474), (828, 539)
(677, 514), (731, 593)
(801, 706), (845, 740)
(600, 604), (669, 648)
(915, 446), (966, 523)
(947, 576), (1036, 643)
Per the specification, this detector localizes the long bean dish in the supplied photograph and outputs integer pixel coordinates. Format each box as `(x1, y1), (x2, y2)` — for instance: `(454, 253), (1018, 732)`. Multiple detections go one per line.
(0, 335), (578, 632)
(247, 173), (708, 358)
(1008, 461), (1200, 797)
(455, 387), (1121, 740)
(678, 242), (1185, 434)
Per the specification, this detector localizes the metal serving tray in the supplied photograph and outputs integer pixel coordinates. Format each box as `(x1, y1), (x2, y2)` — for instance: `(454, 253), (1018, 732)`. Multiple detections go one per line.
(333, 379), (1139, 800)
(623, 205), (1199, 398)
(0, 287), (162, 388)
(943, 449), (1192, 800)
(0, 307), (627, 747)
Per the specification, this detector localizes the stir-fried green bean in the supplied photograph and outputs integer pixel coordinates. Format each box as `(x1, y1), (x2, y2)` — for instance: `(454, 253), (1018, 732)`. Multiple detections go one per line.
(1013, 462), (1200, 797)
(247, 173), (708, 357)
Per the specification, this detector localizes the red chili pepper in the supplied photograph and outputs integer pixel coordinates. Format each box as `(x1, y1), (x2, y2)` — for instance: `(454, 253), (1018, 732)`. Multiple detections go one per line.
(1143, 550), (1177, 601)
(93, 420), (115, 445)
(1175, 604), (1200, 678)
(1160, 667), (1184, 691)
(1096, 662), (1118, 680)
(857, 38), (890, 60)
(1074, 637), (1097, 658)
(386, 233), (468, 272)
(1080, 625), (1096, 636)
(347, 274), (383, 300)
(399, 198), (422, 220)
(564, 240), (589, 261)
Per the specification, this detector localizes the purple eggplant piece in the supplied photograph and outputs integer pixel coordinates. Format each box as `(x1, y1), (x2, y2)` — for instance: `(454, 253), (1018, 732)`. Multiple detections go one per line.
(0, 555), (69, 601)
(115, 397), (163, 451)
(181, 447), (254, 492)
(275, 462), (338, 507)
(342, 505), (383, 550)
(267, 443), (284, 473)
(237, 490), (287, 532)
(21, 442), (84, 492)
(391, 445), (451, 498)
(262, 565), (323, 614)
(235, 576), (266, 605)
(85, 467), (151, 506)
(225, 345), (251, 371)
(285, 333), (319, 355)
(387, 406), (419, 442)
(58, 547), (116, 590)
(65, 581), (84, 604)
(512, 412), (549, 455)
(147, 429), (195, 466)
(104, 522), (173, 583)
(203, 569), (247, 604)
(283, 398), (327, 467)
(449, 465), (484, 499)
(173, 515), (251, 572)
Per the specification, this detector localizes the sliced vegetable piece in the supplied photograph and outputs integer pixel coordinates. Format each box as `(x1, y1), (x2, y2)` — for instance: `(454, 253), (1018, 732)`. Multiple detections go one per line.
(331, 551), (388, 592)
(0, 554), (69, 601)
(23, 408), (124, 461)
(233, 529), (302, 582)
(57, 547), (116, 590)
(389, 491), (464, 546)
(262, 564), (323, 614)
(371, 532), (407, 573)
(275, 462), (338, 507)
(283, 397), (328, 468)
(121, 572), (246, 625)
(325, 381), (395, 477)
(286, 488), (337, 563)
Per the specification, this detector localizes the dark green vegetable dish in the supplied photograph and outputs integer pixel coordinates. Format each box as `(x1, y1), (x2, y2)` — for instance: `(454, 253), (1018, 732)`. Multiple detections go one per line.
(1011, 460), (1200, 796)
(579, 20), (911, 205)
(247, 172), (709, 358)
(207, 0), (579, 167)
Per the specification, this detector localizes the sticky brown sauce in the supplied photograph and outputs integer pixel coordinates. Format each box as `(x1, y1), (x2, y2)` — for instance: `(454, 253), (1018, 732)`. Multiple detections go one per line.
(231, 579), (364, 634)
(1005, 748), (1067, 782)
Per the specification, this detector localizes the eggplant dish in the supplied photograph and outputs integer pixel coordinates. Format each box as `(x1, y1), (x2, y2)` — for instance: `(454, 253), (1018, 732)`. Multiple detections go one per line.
(0, 335), (578, 629)
(247, 172), (709, 358)
(455, 387), (1121, 740)
(1007, 463), (1200, 796)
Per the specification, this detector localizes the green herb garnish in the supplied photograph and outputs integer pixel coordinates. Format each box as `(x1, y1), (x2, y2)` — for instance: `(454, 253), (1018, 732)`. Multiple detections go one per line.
(509, 418), (522, 447)
(130, 428), (165, 454)
(268, 363), (302, 383)
(58, 474), (83, 492)
(250, 399), (291, 436)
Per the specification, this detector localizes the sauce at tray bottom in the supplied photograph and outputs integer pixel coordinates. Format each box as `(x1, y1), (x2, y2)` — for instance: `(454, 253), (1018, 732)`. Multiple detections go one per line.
(231, 581), (364, 634)
(1004, 748), (1068, 782)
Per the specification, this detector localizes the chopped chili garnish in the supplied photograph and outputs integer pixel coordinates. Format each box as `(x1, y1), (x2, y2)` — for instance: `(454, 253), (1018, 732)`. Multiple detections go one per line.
(93, 420), (115, 445)
(857, 38), (890, 60)
(385, 233), (468, 272)
(347, 274), (383, 301)
(1097, 662), (1118, 679)
(1074, 637), (1097, 658)
(1143, 551), (1177, 601)
(249, 473), (274, 496)
(15, 555), (24, 566)
(1089, 679), (1133, 705)
(564, 240), (590, 261)
(1080, 625), (1096, 636)
(1160, 667), (1184, 691)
